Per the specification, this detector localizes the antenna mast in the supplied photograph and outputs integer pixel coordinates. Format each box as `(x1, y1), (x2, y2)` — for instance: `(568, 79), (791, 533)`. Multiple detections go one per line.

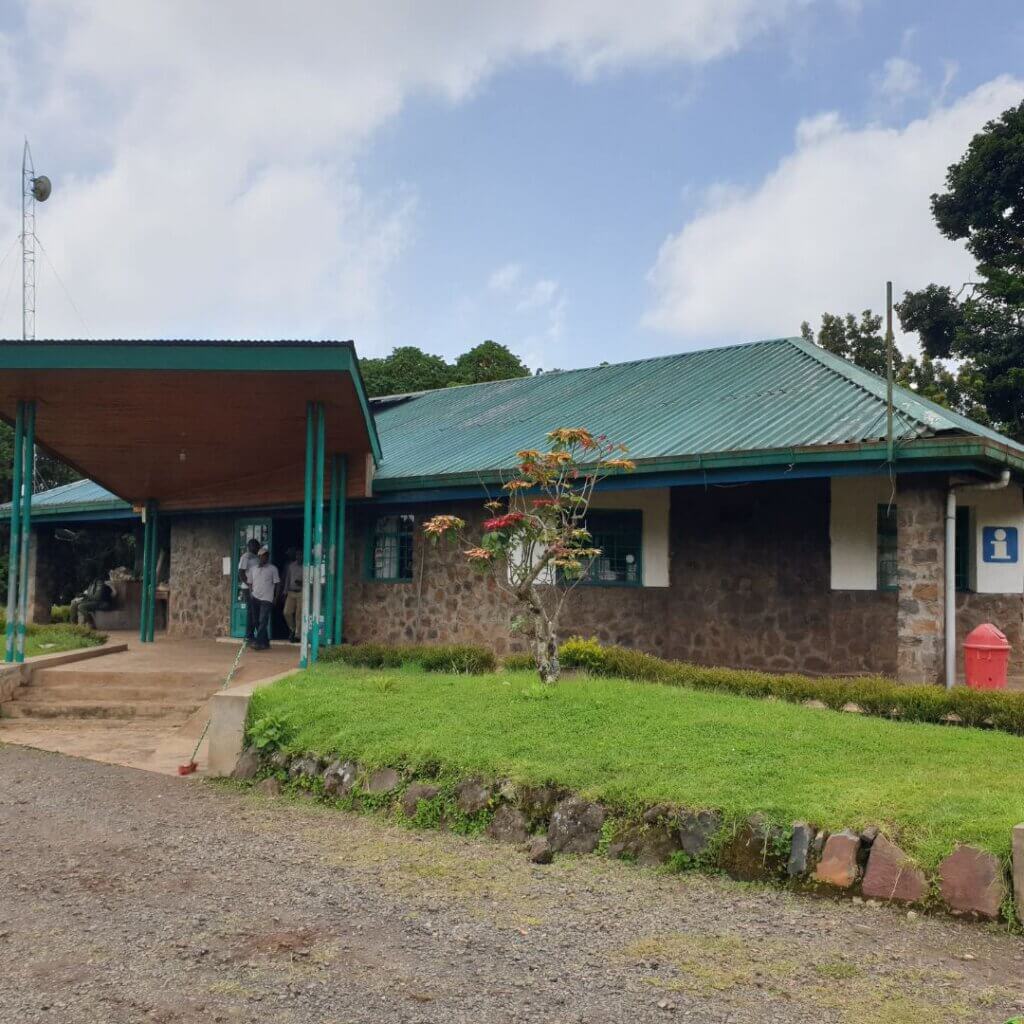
(20, 140), (51, 342)
(885, 280), (894, 463)
(21, 140), (37, 341)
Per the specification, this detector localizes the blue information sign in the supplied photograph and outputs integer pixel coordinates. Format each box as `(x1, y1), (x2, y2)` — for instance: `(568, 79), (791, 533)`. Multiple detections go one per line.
(982, 526), (1019, 563)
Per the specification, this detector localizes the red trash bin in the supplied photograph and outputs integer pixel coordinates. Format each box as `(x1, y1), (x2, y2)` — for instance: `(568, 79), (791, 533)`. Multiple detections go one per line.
(963, 623), (1010, 690)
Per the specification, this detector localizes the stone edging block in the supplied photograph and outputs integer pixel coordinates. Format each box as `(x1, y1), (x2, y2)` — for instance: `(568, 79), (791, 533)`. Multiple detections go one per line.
(238, 748), (1019, 931)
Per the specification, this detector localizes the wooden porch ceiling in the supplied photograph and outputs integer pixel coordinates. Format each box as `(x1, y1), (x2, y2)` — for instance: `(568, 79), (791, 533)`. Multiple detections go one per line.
(0, 341), (378, 511)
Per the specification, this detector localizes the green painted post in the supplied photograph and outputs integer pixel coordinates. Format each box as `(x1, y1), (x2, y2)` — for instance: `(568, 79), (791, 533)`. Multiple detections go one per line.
(4, 401), (24, 663)
(300, 402), (314, 669)
(15, 401), (35, 663)
(139, 503), (153, 643)
(333, 455), (347, 646)
(311, 402), (326, 664)
(146, 503), (160, 642)
(324, 454), (338, 647)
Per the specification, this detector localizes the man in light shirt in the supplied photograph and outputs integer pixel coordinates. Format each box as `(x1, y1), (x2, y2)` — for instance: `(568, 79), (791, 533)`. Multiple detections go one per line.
(246, 545), (281, 651)
(281, 548), (303, 644)
(238, 538), (261, 641)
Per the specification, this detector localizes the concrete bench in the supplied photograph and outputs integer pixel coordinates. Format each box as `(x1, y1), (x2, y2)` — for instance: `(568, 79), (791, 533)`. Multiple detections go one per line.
(92, 581), (167, 631)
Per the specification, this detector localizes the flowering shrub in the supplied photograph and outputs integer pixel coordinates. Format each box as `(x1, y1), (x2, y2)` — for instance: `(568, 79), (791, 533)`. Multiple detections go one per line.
(423, 428), (634, 683)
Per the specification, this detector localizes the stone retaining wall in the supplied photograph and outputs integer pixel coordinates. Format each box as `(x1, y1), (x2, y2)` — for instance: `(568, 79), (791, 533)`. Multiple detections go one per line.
(236, 748), (1024, 929)
(0, 662), (26, 705)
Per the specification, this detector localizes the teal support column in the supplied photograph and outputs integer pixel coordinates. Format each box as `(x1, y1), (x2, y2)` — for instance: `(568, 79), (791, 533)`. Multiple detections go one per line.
(300, 402), (314, 669)
(332, 455), (347, 646)
(324, 455), (338, 647)
(145, 503), (160, 642)
(4, 401), (24, 663)
(311, 402), (326, 664)
(139, 502), (153, 643)
(14, 401), (35, 663)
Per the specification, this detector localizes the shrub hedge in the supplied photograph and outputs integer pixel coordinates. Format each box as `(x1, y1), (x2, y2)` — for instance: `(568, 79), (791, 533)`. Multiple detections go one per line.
(0, 612), (105, 644)
(559, 636), (1024, 737)
(502, 652), (536, 672)
(320, 642), (496, 675)
(49, 604), (72, 624)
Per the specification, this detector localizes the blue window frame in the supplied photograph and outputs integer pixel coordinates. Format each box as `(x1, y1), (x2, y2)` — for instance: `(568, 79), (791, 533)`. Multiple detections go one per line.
(579, 509), (642, 586)
(877, 504), (898, 592)
(367, 514), (415, 581)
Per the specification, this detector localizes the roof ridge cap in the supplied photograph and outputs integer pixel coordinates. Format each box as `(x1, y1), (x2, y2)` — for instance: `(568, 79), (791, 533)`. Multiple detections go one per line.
(371, 337), (802, 402)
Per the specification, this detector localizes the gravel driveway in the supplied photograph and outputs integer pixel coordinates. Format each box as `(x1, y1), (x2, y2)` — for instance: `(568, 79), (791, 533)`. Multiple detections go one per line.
(1, 744), (1022, 1024)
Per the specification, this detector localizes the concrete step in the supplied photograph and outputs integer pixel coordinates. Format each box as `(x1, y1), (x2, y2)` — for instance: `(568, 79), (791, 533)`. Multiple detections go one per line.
(31, 668), (226, 689)
(23, 678), (223, 702)
(3, 699), (200, 721)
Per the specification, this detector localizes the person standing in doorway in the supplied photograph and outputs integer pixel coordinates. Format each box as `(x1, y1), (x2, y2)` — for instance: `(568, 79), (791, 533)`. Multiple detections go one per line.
(247, 546), (280, 651)
(238, 538), (261, 641)
(281, 547), (303, 644)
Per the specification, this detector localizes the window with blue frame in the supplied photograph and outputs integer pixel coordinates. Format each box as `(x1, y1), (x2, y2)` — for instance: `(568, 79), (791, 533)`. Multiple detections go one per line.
(367, 514), (415, 581)
(578, 509), (642, 586)
(876, 504), (898, 591)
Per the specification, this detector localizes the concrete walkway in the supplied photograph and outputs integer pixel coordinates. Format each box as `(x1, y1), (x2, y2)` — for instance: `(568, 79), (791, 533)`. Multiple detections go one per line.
(0, 632), (298, 775)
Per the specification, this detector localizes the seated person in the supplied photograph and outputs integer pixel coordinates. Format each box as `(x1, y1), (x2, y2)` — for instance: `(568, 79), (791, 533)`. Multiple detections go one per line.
(69, 577), (114, 628)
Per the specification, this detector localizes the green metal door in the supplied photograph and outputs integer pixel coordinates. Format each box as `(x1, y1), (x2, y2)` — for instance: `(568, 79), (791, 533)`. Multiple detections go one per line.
(231, 516), (273, 638)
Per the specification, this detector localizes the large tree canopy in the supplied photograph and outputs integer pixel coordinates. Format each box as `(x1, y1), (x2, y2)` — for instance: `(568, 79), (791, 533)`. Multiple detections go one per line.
(360, 340), (530, 398)
(804, 100), (1024, 443)
(799, 311), (984, 421)
(896, 99), (1024, 442)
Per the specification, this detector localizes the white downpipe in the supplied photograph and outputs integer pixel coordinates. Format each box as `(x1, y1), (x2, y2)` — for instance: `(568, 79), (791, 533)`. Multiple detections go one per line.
(945, 469), (1011, 689)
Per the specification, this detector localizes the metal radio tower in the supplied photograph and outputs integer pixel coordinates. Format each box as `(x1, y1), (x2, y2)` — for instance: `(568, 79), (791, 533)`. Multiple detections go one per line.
(20, 140), (50, 341)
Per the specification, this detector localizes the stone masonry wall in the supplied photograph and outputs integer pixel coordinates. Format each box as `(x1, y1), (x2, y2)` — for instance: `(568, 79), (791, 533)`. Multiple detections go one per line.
(958, 592), (1024, 681)
(27, 527), (60, 624)
(342, 480), (899, 676)
(663, 480), (897, 675)
(896, 476), (946, 684)
(168, 515), (234, 638)
(341, 503), (667, 657)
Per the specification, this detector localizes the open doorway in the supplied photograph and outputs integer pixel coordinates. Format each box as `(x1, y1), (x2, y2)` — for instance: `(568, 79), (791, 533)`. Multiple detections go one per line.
(270, 514), (302, 642)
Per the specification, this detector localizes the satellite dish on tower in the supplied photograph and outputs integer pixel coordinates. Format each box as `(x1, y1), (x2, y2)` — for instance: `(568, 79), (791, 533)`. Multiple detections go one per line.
(31, 175), (51, 202)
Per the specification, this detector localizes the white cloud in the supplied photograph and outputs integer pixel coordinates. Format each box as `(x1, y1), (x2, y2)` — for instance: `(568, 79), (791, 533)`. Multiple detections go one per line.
(482, 262), (566, 369)
(0, 0), (808, 346)
(873, 56), (925, 103)
(488, 263), (524, 294)
(644, 76), (1024, 351)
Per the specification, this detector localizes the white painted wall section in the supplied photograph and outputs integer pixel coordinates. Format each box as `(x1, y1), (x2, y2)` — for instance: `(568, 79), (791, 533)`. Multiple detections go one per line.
(590, 488), (670, 587)
(966, 484), (1024, 594)
(830, 475), (896, 590)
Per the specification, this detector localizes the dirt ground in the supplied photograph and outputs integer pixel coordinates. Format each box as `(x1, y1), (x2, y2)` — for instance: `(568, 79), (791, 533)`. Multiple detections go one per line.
(1, 745), (1022, 1024)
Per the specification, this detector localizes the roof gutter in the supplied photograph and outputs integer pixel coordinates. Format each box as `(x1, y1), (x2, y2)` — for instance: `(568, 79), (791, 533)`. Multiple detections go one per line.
(372, 436), (1024, 495)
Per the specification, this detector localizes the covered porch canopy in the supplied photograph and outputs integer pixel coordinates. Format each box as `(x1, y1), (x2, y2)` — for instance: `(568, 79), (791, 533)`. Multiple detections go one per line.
(0, 339), (380, 666)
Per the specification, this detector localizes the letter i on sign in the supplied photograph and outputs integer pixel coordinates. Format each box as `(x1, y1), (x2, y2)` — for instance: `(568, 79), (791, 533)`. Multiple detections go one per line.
(982, 525), (1019, 563)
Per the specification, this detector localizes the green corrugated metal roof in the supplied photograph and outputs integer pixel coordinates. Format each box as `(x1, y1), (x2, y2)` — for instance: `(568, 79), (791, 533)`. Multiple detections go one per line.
(369, 336), (1024, 486)
(6, 335), (1024, 516)
(0, 478), (131, 520)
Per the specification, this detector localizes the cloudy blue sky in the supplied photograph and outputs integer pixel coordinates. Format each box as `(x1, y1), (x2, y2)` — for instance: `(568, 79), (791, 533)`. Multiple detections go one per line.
(0, 1), (1021, 370)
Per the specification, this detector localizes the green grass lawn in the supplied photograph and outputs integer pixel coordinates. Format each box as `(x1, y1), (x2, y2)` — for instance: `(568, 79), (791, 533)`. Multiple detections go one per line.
(250, 665), (1024, 867)
(24, 624), (107, 658)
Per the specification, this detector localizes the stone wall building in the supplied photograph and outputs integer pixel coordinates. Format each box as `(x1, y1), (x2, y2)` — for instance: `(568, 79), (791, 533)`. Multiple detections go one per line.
(6, 336), (1024, 685)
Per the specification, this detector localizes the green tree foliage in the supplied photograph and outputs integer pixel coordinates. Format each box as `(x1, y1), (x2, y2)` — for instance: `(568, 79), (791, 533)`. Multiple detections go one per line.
(359, 341), (529, 397)
(452, 340), (529, 385)
(359, 345), (453, 397)
(798, 311), (982, 418)
(0, 422), (78, 594)
(896, 99), (1024, 441)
